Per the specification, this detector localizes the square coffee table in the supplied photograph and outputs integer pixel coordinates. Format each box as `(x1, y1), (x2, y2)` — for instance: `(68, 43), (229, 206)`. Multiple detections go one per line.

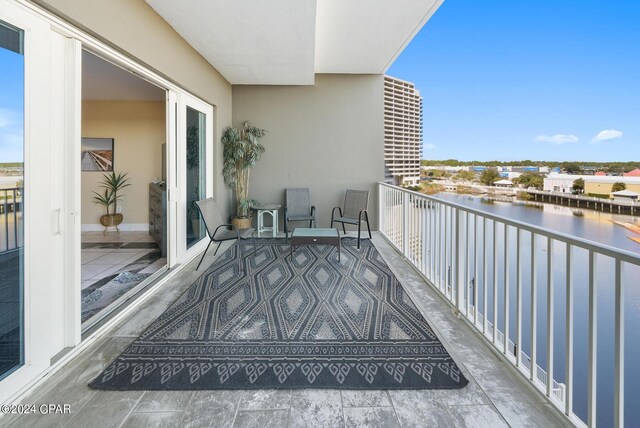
(290, 228), (341, 261)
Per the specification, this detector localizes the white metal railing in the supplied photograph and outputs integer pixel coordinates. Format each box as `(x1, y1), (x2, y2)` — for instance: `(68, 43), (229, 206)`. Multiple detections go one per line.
(378, 183), (640, 428)
(0, 187), (23, 253)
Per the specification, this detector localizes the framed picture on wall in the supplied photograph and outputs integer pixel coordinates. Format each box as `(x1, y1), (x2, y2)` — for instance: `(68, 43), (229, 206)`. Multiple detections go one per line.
(81, 137), (114, 171)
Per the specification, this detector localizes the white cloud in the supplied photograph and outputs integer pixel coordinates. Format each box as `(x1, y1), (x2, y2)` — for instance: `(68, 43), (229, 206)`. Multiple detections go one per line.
(533, 134), (579, 145)
(424, 143), (437, 150)
(590, 129), (623, 144)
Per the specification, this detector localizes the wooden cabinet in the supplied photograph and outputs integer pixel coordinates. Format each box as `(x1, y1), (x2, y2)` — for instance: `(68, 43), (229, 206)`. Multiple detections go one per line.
(149, 183), (167, 257)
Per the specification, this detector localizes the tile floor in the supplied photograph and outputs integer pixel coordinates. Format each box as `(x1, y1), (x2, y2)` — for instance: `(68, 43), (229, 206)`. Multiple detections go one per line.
(81, 231), (165, 290)
(81, 231), (166, 322)
(2, 234), (571, 428)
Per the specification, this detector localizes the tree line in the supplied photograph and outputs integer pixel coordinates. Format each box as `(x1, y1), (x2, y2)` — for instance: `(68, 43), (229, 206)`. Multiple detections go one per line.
(421, 159), (640, 173)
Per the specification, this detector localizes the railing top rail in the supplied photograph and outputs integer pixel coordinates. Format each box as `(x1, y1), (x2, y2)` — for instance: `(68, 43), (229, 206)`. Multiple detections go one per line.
(379, 182), (640, 265)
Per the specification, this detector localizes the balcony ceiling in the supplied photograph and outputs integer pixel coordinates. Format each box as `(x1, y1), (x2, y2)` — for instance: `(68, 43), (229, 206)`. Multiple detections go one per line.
(144, 0), (443, 85)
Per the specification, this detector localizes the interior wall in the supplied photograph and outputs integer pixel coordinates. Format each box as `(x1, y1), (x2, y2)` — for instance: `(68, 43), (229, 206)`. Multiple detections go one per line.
(34, 0), (233, 217)
(232, 74), (385, 230)
(81, 100), (165, 227)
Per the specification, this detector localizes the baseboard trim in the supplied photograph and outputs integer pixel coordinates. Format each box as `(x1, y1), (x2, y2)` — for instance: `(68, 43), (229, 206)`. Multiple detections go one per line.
(81, 223), (149, 232)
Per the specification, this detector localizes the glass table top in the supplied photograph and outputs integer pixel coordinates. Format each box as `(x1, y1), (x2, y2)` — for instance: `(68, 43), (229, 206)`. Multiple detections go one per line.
(291, 228), (339, 237)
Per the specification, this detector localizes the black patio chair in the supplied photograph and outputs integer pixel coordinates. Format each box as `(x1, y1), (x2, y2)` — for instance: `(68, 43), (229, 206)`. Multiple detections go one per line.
(194, 198), (255, 271)
(284, 188), (316, 239)
(331, 189), (372, 249)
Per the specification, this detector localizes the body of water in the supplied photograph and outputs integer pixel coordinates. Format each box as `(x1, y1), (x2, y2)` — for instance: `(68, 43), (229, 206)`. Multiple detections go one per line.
(430, 192), (640, 427)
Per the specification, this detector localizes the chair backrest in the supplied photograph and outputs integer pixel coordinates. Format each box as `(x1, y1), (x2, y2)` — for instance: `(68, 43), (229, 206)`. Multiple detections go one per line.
(343, 189), (369, 219)
(285, 188), (311, 217)
(195, 198), (224, 237)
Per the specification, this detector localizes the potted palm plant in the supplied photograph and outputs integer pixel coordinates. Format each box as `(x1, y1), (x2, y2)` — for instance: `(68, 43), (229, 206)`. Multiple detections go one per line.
(222, 121), (267, 229)
(92, 171), (131, 231)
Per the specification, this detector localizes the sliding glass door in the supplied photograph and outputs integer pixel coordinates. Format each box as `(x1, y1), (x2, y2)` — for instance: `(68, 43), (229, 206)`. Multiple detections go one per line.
(175, 94), (213, 262)
(186, 106), (206, 248)
(0, 19), (24, 380)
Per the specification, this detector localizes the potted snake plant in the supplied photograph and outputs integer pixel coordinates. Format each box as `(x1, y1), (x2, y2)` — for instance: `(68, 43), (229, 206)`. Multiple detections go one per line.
(222, 121), (267, 229)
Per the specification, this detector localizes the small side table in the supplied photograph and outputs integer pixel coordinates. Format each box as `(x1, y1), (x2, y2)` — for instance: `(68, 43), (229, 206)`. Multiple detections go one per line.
(252, 203), (281, 237)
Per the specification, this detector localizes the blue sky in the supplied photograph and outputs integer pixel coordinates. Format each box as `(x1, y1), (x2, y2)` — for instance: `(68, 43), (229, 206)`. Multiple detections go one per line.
(387, 0), (640, 162)
(0, 48), (24, 163)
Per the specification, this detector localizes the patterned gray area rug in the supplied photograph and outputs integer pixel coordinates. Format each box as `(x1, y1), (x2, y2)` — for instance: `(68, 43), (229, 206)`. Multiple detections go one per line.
(89, 238), (468, 390)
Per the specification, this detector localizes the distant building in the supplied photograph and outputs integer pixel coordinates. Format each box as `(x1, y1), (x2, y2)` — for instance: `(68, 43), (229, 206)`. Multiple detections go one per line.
(0, 176), (23, 189)
(544, 173), (640, 196)
(612, 190), (639, 201)
(494, 179), (513, 188)
(594, 171), (606, 176)
(384, 75), (422, 185)
(580, 166), (599, 175)
(511, 166), (539, 173)
(623, 168), (640, 177)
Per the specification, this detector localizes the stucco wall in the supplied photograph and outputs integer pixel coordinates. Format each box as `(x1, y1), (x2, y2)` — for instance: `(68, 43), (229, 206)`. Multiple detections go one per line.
(585, 181), (640, 196)
(232, 74), (385, 230)
(34, 0), (233, 215)
(81, 100), (165, 227)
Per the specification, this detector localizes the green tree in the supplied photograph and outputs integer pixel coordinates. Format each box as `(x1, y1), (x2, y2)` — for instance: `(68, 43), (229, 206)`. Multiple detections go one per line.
(480, 169), (501, 186)
(612, 182), (626, 192)
(561, 162), (582, 174)
(513, 172), (544, 190)
(572, 178), (585, 194)
(427, 169), (450, 178)
(454, 170), (476, 182)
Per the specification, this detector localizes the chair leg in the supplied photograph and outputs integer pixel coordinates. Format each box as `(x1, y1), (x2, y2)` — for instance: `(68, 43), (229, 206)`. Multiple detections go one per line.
(365, 211), (372, 239)
(357, 223), (361, 249)
(342, 223), (346, 234)
(285, 220), (289, 240)
(213, 241), (222, 255)
(196, 239), (214, 271)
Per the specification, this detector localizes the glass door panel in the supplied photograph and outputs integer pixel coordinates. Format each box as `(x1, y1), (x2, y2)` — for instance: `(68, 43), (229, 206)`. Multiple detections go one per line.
(186, 106), (206, 248)
(0, 20), (24, 380)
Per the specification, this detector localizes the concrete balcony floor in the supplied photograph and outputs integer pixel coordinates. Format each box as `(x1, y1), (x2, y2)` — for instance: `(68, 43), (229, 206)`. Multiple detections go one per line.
(2, 233), (570, 428)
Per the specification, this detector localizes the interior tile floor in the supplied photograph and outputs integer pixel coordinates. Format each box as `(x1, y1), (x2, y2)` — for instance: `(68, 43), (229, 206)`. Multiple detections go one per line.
(2, 233), (570, 428)
(81, 231), (166, 323)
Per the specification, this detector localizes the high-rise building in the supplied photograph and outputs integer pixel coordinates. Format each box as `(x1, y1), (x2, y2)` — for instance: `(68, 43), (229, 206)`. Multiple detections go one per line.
(384, 75), (423, 185)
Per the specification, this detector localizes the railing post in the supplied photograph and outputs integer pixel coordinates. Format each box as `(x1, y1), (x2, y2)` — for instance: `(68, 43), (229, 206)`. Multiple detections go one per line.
(378, 183), (384, 237)
(402, 191), (409, 257)
(504, 224), (510, 356)
(614, 259), (624, 428)
(565, 244), (574, 416)
(422, 200), (428, 276)
(530, 233), (537, 382)
(455, 209), (462, 312)
(588, 251), (597, 427)
(546, 238), (554, 398)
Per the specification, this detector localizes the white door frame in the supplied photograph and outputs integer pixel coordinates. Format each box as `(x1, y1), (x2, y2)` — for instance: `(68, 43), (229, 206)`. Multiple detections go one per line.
(175, 93), (214, 263)
(0, 0), (64, 402)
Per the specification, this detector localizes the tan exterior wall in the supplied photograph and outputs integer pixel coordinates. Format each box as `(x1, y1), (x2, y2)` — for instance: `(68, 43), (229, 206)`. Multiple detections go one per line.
(585, 181), (640, 196)
(81, 101), (165, 227)
(232, 74), (385, 230)
(34, 0), (233, 215)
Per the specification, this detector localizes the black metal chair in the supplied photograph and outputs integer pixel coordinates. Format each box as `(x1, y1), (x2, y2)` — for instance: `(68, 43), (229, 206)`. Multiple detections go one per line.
(331, 189), (372, 249)
(284, 188), (316, 239)
(195, 198), (255, 271)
